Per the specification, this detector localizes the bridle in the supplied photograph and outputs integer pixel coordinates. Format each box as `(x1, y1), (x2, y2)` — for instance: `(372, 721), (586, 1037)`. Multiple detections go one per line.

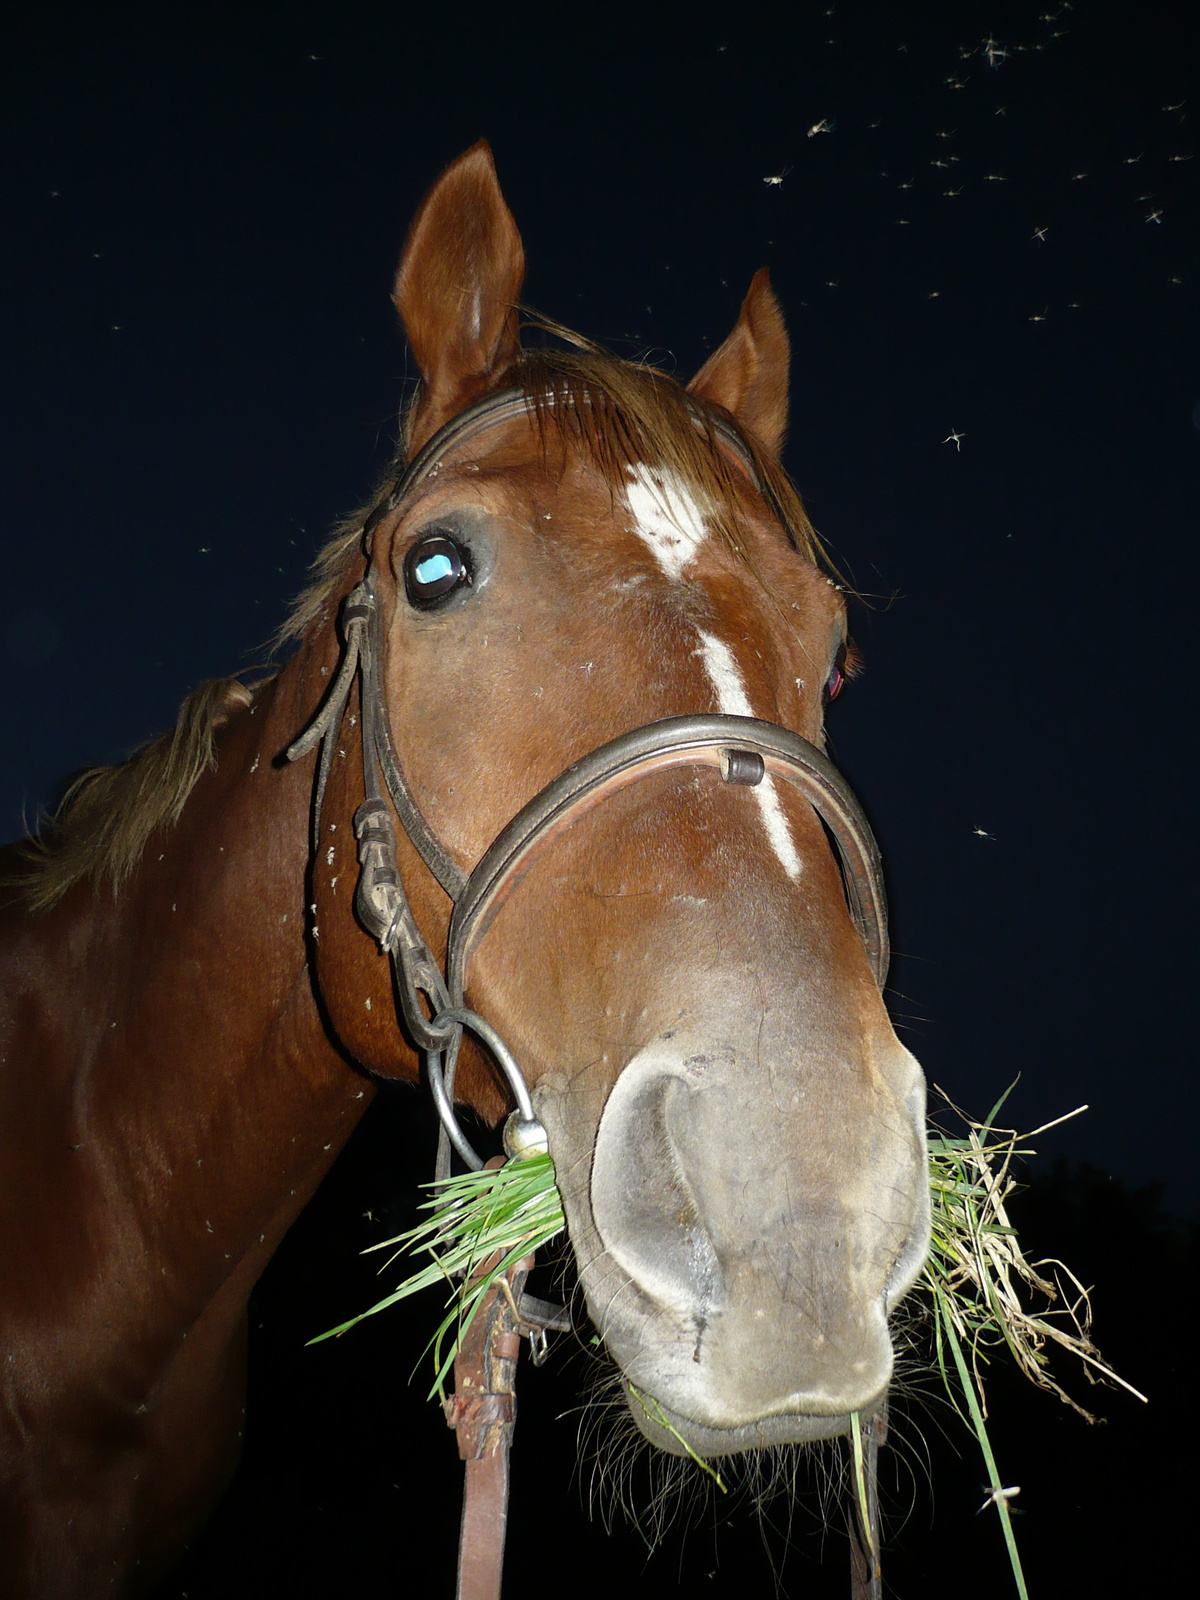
(289, 385), (890, 1169)
(287, 384), (889, 1599)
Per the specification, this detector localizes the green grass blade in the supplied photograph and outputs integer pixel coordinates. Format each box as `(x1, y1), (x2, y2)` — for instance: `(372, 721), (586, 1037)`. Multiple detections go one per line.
(981, 1079), (1020, 1136)
(308, 1151), (566, 1395)
(936, 1289), (1028, 1600)
(848, 1411), (879, 1573)
(628, 1384), (727, 1493)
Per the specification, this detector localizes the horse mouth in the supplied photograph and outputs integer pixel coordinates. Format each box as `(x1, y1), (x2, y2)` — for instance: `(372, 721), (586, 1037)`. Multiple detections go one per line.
(621, 1379), (884, 1458)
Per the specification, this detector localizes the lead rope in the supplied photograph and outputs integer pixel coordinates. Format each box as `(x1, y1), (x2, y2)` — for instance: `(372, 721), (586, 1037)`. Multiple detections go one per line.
(444, 1168), (531, 1600)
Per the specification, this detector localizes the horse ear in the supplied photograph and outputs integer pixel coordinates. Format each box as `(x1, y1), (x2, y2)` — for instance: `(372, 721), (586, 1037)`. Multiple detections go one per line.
(688, 268), (790, 458)
(394, 141), (526, 449)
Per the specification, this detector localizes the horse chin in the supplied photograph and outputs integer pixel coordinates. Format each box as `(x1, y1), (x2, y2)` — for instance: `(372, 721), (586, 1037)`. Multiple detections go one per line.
(620, 1380), (879, 1457)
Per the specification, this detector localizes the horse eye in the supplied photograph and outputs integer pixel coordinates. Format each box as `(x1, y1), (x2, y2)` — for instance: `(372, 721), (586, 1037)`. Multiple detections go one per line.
(824, 642), (849, 705)
(403, 534), (470, 608)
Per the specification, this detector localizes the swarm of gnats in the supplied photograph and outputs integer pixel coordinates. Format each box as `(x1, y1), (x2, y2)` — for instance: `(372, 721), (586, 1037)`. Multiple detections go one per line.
(313, 1090), (1143, 1600)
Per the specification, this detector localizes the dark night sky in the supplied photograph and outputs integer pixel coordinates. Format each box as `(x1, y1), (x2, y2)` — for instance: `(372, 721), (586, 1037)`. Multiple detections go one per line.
(2, 3), (1197, 1594)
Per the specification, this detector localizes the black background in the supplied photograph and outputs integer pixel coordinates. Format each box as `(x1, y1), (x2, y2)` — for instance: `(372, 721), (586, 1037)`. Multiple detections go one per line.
(2, 3), (1196, 1594)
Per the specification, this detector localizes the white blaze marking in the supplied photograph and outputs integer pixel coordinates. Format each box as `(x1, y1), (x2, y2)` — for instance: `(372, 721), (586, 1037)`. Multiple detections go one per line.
(625, 464), (709, 580)
(623, 465), (801, 881)
(697, 630), (802, 881)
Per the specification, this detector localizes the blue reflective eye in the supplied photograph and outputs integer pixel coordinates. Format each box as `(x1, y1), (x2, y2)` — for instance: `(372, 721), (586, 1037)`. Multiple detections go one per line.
(415, 552), (454, 586)
(403, 534), (469, 608)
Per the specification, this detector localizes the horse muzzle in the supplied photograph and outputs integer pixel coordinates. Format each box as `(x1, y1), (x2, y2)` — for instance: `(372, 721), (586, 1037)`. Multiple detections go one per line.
(538, 1025), (929, 1456)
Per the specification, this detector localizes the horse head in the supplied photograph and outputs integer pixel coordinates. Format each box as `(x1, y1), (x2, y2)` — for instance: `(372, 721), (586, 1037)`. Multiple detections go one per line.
(304, 142), (930, 1462)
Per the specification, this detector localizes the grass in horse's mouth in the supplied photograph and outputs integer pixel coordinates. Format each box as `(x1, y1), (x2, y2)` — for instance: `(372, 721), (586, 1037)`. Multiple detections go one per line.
(312, 1094), (1142, 1599)
(309, 1149), (564, 1397)
(912, 1089), (1145, 1598)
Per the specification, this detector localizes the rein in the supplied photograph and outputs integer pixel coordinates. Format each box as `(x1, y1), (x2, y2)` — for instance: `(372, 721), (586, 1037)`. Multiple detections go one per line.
(288, 386), (889, 1598)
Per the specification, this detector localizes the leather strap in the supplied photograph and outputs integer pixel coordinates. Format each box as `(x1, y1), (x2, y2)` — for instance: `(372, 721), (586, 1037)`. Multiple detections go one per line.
(456, 1454), (511, 1600)
(444, 1173), (534, 1600)
(848, 1407), (886, 1600)
(447, 713), (889, 1000)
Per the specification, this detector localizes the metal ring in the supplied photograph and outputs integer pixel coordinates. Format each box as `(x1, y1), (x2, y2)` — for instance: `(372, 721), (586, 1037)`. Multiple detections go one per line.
(424, 1007), (543, 1174)
(425, 1041), (484, 1172)
(431, 1007), (537, 1123)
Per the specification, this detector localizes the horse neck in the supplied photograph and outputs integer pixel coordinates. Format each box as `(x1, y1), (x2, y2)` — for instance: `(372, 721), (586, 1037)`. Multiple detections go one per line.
(73, 635), (375, 1296)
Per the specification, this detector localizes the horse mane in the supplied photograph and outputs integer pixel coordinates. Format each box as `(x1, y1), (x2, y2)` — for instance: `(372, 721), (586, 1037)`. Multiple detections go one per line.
(6, 678), (255, 913)
(8, 334), (828, 915)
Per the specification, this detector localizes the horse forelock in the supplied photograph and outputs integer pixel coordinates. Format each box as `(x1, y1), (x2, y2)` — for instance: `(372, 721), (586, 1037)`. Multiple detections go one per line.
(278, 339), (832, 652)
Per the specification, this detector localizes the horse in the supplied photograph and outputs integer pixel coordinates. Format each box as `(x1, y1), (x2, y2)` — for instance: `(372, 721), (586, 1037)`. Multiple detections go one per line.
(0, 141), (930, 1598)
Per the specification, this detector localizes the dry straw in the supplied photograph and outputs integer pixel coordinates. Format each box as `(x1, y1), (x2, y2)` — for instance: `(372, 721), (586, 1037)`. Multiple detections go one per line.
(916, 1087), (1145, 1596)
(318, 1090), (1143, 1598)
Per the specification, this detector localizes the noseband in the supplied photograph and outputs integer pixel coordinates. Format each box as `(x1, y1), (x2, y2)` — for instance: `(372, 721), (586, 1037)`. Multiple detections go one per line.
(287, 386), (889, 1599)
(288, 385), (889, 1175)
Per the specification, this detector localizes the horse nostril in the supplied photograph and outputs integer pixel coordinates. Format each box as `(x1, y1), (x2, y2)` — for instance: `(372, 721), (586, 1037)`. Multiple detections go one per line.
(591, 1065), (722, 1319)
